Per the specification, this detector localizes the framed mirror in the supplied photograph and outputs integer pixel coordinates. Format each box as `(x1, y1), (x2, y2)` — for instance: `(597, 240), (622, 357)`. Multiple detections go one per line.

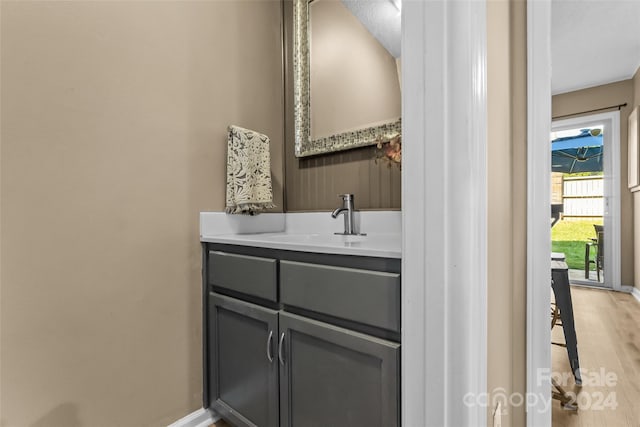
(293, 0), (402, 158)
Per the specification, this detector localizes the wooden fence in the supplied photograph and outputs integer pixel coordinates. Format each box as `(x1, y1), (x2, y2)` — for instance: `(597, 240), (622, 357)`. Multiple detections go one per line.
(562, 176), (603, 217)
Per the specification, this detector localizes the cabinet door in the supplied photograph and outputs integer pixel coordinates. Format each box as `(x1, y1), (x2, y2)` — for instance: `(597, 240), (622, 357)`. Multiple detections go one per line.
(278, 312), (400, 427)
(209, 293), (279, 427)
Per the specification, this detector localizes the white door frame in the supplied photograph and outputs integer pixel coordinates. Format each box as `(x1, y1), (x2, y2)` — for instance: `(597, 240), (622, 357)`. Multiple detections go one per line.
(551, 112), (622, 291)
(401, 1), (488, 425)
(527, 0), (553, 426)
(527, 4), (626, 427)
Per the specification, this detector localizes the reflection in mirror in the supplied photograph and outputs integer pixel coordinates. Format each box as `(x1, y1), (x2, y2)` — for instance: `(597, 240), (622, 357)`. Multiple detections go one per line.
(294, 0), (402, 157)
(310, 0), (401, 140)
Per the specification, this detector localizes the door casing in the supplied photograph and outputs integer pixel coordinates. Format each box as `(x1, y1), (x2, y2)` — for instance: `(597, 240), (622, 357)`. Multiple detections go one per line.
(551, 112), (622, 290)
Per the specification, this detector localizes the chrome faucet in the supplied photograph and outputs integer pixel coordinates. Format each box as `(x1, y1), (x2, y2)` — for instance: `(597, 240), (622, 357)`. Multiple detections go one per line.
(331, 194), (362, 235)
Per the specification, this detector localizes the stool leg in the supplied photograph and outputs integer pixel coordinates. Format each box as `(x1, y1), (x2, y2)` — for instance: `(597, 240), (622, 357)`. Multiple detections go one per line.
(552, 269), (582, 385)
(584, 244), (590, 279)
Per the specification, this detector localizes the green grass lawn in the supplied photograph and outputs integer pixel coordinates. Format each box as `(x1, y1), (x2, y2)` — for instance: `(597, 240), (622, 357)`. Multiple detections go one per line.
(551, 219), (603, 270)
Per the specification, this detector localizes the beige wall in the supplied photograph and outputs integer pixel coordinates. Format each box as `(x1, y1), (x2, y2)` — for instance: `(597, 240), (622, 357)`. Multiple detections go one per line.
(552, 80), (635, 287)
(0, 1), (283, 426)
(634, 67), (640, 291)
(283, 0), (400, 212)
(635, 193), (640, 291)
(634, 67), (640, 106)
(309, 0), (400, 139)
(486, 0), (527, 425)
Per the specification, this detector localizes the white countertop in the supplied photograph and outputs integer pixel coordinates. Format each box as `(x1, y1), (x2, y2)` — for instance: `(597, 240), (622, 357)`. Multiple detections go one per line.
(200, 232), (401, 258)
(200, 211), (401, 259)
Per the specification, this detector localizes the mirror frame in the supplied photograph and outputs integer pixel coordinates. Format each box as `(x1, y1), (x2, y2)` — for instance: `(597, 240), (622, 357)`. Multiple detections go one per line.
(293, 0), (402, 158)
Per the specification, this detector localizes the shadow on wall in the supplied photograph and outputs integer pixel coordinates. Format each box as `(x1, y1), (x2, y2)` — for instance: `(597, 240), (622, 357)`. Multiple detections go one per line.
(29, 403), (81, 427)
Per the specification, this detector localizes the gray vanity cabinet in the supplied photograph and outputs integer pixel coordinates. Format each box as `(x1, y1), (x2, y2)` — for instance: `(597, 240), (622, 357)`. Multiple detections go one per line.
(203, 244), (401, 427)
(278, 312), (400, 427)
(208, 293), (279, 427)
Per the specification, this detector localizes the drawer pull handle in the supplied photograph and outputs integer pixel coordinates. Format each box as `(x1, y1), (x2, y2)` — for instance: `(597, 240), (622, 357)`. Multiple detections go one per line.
(278, 332), (286, 366)
(266, 330), (274, 363)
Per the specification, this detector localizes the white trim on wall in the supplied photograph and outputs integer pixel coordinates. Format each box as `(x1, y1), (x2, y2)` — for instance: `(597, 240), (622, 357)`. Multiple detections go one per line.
(527, 0), (552, 426)
(401, 1), (488, 425)
(631, 286), (640, 303)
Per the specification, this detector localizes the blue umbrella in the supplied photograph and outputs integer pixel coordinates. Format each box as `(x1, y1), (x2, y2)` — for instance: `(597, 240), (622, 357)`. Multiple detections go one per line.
(551, 129), (603, 173)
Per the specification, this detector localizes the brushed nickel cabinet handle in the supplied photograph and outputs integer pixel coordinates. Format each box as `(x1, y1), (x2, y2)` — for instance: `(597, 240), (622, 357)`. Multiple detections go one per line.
(278, 332), (285, 366)
(266, 330), (274, 363)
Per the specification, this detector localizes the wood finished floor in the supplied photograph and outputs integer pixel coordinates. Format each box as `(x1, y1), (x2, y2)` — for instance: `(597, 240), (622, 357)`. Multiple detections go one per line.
(210, 287), (640, 427)
(552, 286), (640, 427)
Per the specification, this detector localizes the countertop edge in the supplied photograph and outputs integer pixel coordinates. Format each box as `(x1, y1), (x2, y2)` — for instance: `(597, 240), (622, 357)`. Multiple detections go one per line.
(200, 235), (401, 259)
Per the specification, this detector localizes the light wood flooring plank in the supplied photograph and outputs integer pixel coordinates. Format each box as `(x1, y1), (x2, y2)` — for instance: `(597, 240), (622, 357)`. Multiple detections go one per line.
(552, 287), (640, 427)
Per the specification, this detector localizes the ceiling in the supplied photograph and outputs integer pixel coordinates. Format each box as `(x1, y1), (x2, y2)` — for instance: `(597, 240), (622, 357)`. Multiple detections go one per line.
(341, 0), (401, 58)
(552, 0), (640, 95)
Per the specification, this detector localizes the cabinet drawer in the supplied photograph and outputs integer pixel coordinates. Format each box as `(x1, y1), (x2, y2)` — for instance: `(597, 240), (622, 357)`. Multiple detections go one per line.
(208, 251), (277, 302)
(280, 260), (400, 332)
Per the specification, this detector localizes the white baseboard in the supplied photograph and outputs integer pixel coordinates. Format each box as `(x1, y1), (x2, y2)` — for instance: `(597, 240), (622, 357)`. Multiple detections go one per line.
(620, 285), (640, 304)
(167, 408), (220, 427)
